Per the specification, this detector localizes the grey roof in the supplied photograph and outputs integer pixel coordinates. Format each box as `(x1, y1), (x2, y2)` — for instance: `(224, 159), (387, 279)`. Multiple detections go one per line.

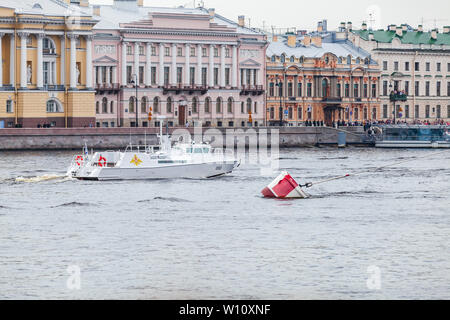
(0, 0), (91, 16)
(267, 39), (372, 60)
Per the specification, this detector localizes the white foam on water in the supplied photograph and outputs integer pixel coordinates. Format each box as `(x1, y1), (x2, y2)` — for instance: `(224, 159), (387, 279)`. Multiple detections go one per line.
(15, 174), (66, 183)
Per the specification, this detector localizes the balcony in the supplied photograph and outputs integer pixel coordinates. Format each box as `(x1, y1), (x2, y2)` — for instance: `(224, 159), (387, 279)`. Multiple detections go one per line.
(43, 85), (65, 91)
(240, 85), (264, 96)
(322, 96), (342, 104)
(95, 83), (120, 94)
(389, 92), (407, 102)
(161, 84), (208, 95)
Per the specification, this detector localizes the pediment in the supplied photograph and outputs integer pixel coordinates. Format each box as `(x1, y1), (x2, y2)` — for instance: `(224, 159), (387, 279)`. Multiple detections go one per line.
(93, 55), (118, 64)
(240, 59), (261, 67)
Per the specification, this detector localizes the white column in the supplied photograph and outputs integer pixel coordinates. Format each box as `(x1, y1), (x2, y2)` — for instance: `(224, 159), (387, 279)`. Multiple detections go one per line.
(220, 45), (226, 87)
(52, 62), (57, 86)
(196, 44), (202, 86)
(106, 67), (111, 84)
(0, 33), (3, 87)
(112, 66), (117, 84)
(121, 42), (127, 86)
(171, 43), (177, 86)
(99, 66), (104, 84)
(60, 35), (65, 86)
(232, 45), (237, 88)
(209, 45), (214, 87)
(250, 69), (254, 86)
(145, 42), (151, 86)
(37, 34), (43, 88)
(10, 34), (15, 87)
(18, 32), (28, 88)
(134, 42), (140, 84)
(86, 35), (93, 89)
(185, 43), (190, 86)
(159, 43), (164, 86)
(68, 34), (78, 89)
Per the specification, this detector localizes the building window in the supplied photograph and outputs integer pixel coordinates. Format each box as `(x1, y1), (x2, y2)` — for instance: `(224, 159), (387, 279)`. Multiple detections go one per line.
(129, 97), (135, 113)
(298, 82), (303, 97)
(405, 62), (409, 71)
(288, 82), (293, 97)
(336, 83), (341, 97)
(192, 97), (198, 113)
(166, 97), (172, 113)
(164, 67), (170, 85)
(269, 83), (275, 96)
(354, 84), (359, 98)
(127, 46), (132, 55)
(6, 100), (13, 113)
(247, 98), (252, 113)
(164, 47), (170, 56)
(214, 68), (219, 86)
(345, 83), (350, 97)
(177, 47), (183, 57)
(151, 67), (157, 85)
(139, 66), (144, 85)
(415, 62), (420, 71)
(202, 48), (207, 57)
(127, 66), (132, 84)
(102, 97), (108, 113)
(216, 97), (222, 113)
(437, 81), (441, 96)
(415, 105), (419, 118)
(436, 105), (441, 118)
(425, 105), (430, 118)
(190, 47), (196, 57)
(227, 98), (233, 113)
(404, 81), (409, 96)
(437, 63), (441, 72)
(110, 101), (114, 114)
(46, 99), (62, 113)
(298, 107), (302, 119)
(225, 48), (230, 57)
(415, 81), (420, 96)
(405, 105), (410, 118)
(280, 55), (285, 63)
(201, 68), (207, 86)
(290, 56), (295, 63)
(383, 104), (388, 118)
(394, 61), (399, 71)
(307, 83), (312, 97)
(425, 81), (430, 96)
(288, 107), (293, 119)
(151, 46), (156, 56)
(177, 67), (183, 85)
(241, 102), (244, 114)
(448, 105), (450, 118)
(152, 97), (159, 113)
(426, 62), (430, 72)
(383, 81), (388, 96)
(225, 68), (230, 86)
(96, 101), (100, 114)
(214, 47), (219, 57)
(363, 84), (368, 98)
(205, 98), (211, 113)
(190, 67), (195, 86)
(139, 46), (144, 56)
(271, 55), (276, 62)
(270, 107), (274, 119)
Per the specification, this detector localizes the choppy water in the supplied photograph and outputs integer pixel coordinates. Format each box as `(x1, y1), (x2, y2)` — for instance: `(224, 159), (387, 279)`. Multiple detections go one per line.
(0, 148), (449, 300)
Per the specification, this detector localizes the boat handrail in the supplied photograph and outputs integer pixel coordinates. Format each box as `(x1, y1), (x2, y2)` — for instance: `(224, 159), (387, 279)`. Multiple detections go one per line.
(124, 144), (161, 153)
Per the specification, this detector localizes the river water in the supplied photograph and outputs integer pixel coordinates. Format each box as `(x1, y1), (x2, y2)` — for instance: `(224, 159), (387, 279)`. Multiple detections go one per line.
(0, 148), (449, 300)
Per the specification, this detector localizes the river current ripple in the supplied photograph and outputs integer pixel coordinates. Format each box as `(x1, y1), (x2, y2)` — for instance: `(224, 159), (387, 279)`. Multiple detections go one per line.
(0, 148), (449, 299)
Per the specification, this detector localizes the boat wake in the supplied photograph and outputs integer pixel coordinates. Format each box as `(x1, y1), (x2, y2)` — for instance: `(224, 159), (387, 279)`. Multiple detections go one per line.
(14, 174), (71, 184)
(52, 202), (94, 208)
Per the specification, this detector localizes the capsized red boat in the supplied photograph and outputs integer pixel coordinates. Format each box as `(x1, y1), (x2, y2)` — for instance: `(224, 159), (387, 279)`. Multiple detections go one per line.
(261, 171), (310, 199)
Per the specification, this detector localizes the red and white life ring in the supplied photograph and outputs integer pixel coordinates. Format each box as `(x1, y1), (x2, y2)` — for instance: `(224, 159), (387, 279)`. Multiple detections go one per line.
(75, 155), (84, 166)
(98, 155), (107, 167)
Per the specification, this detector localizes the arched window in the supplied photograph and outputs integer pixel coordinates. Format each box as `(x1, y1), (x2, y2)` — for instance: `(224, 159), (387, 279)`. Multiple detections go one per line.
(347, 55), (352, 65)
(102, 97), (108, 113)
(364, 107), (368, 120)
(356, 58), (361, 65)
(129, 97), (135, 113)
(166, 97), (172, 113)
(141, 97), (147, 113)
(216, 97), (222, 113)
(46, 99), (62, 113)
(246, 98), (252, 113)
(338, 57), (343, 64)
(205, 97), (211, 113)
(110, 101), (114, 114)
(290, 56), (295, 63)
(96, 101), (100, 114)
(241, 101), (244, 113)
(271, 55), (276, 62)
(192, 97), (198, 113)
(322, 79), (329, 97)
(365, 58), (370, 65)
(280, 54), (285, 63)
(299, 56), (304, 64)
(42, 37), (57, 86)
(254, 101), (257, 114)
(153, 97), (160, 113)
(43, 37), (56, 55)
(227, 97), (234, 113)
(372, 107), (377, 119)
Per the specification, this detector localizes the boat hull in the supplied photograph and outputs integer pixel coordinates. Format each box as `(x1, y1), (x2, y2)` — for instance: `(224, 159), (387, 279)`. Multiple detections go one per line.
(73, 161), (238, 181)
(375, 141), (450, 148)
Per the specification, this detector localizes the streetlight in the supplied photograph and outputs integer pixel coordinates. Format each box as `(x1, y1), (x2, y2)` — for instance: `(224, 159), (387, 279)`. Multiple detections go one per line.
(131, 74), (139, 127)
(275, 80), (283, 127)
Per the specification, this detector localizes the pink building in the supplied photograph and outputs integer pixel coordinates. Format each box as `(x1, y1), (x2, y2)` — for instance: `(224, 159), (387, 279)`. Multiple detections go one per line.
(90, 0), (267, 128)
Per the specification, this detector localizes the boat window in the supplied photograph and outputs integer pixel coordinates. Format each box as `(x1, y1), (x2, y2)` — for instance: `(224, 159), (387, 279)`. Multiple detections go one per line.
(194, 148), (203, 153)
(186, 148), (193, 153)
(203, 148), (210, 153)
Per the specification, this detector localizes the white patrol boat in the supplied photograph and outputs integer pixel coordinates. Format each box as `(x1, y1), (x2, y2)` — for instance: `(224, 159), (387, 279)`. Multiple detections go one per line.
(67, 123), (239, 181)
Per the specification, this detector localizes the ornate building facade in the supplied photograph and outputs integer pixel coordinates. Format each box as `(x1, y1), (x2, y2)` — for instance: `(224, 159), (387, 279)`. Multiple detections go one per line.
(0, 0), (97, 128)
(349, 23), (450, 123)
(266, 23), (381, 126)
(91, 0), (267, 128)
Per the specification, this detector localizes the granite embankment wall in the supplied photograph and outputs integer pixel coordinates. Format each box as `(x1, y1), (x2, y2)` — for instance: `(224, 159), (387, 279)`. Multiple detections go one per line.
(0, 127), (368, 150)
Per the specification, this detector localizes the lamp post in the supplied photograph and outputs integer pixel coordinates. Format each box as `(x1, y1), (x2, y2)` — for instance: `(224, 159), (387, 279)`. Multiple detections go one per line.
(389, 81), (396, 125)
(276, 80), (283, 127)
(131, 74), (139, 127)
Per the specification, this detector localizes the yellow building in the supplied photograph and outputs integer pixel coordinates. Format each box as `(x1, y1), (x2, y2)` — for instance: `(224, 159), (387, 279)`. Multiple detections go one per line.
(0, 0), (97, 128)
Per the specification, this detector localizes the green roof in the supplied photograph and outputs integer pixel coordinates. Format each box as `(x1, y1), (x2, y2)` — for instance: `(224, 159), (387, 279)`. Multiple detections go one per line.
(353, 29), (450, 45)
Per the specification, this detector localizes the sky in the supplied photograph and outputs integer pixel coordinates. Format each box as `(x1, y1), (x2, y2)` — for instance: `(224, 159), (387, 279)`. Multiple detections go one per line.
(90, 0), (450, 32)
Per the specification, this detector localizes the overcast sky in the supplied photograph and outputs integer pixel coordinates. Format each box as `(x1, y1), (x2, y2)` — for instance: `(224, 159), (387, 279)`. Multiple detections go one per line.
(91, 0), (450, 32)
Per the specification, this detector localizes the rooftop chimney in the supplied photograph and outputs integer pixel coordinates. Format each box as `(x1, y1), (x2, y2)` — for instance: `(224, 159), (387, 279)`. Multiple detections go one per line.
(287, 34), (297, 47)
(396, 26), (403, 37)
(443, 26), (450, 34)
(431, 29), (438, 40)
(362, 22), (367, 31)
(401, 24), (407, 31)
(339, 22), (346, 32)
(418, 25), (423, 32)
(317, 21), (323, 33)
(311, 35), (322, 47)
(79, 0), (89, 7)
(238, 15), (245, 27)
(302, 35), (311, 47)
(347, 21), (352, 31)
(388, 24), (396, 31)
(93, 5), (100, 16)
